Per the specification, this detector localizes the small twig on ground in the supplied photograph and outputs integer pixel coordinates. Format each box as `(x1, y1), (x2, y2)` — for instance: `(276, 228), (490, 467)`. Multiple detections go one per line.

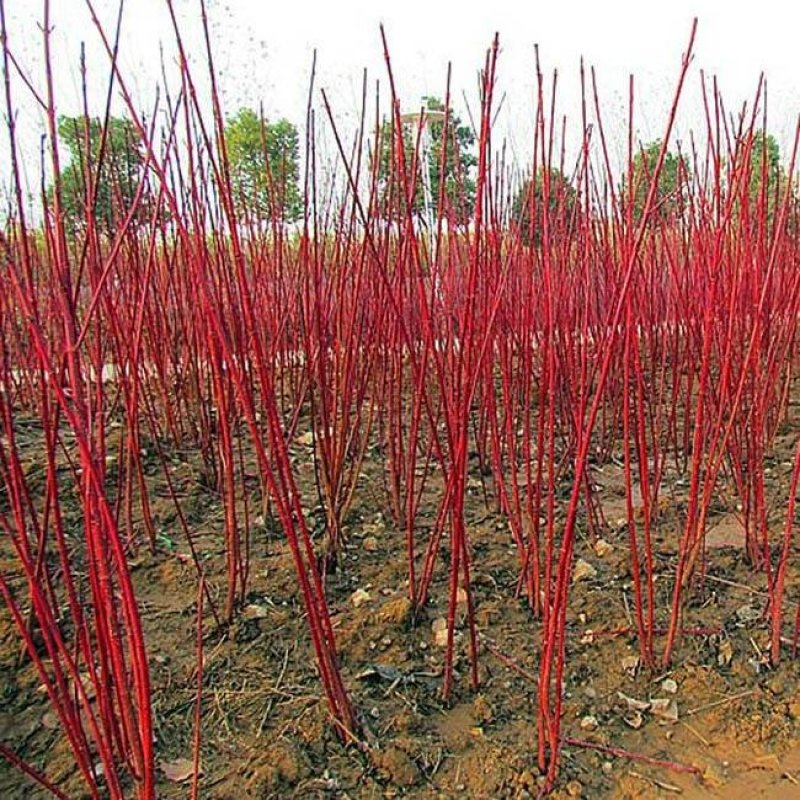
(628, 770), (684, 793)
(686, 689), (755, 717)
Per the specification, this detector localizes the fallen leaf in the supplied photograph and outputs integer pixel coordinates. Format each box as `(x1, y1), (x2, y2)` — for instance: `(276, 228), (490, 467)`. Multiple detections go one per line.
(661, 678), (678, 694)
(717, 639), (733, 667)
(650, 697), (679, 722)
(735, 604), (760, 623)
(623, 710), (645, 729)
(432, 617), (449, 647)
(621, 655), (640, 677)
(160, 758), (198, 783)
(295, 431), (314, 446)
(617, 692), (650, 712)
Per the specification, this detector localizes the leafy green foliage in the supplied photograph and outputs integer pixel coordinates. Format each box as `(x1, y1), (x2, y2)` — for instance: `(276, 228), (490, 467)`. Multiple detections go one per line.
(623, 140), (687, 225)
(376, 97), (476, 223)
(224, 108), (301, 223)
(511, 167), (579, 246)
(55, 115), (149, 235)
(735, 130), (787, 227)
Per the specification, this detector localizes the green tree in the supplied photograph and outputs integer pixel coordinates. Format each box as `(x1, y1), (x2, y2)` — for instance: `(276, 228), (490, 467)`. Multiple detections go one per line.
(735, 130), (787, 227)
(55, 115), (148, 234)
(623, 140), (687, 225)
(376, 96), (476, 224)
(511, 167), (579, 246)
(224, 108), (301, 223)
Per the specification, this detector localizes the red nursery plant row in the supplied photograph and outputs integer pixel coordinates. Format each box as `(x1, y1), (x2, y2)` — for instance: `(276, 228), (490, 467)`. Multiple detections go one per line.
(1, 7), (800, 798)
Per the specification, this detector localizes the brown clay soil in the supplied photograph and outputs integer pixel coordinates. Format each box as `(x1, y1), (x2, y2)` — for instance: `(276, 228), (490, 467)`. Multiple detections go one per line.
(1, 414), (800, 799)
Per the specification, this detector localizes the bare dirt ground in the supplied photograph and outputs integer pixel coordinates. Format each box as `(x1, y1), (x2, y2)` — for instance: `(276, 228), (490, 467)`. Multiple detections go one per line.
(2, 414), (799, 799)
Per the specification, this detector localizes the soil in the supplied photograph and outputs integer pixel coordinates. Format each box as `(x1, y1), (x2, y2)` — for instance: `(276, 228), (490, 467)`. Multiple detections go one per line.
(1, 414), (800, 799)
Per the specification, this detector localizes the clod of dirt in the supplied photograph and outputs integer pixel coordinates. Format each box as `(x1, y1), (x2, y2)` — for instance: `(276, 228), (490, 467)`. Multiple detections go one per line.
(249, 742), (309, 793)
(701, 763), (726, 789)
(374, 595), (413, 627)
(371, 745), (419, 787)
(473, 694), (494, 725)
(593, 538), (614, 558)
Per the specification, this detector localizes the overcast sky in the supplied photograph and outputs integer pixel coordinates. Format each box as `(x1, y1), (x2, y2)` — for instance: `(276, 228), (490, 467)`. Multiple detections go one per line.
(2, 0), (800, 193)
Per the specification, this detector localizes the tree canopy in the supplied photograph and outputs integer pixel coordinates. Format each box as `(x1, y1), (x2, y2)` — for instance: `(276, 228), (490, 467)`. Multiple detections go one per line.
(376, 96), (476, 224)
(511, 167), (579, 246)
(223, 108), (301, 223)
(734, 130), (787, 226)
(54, 114), (149, 235)
(622, 140), (687, 225)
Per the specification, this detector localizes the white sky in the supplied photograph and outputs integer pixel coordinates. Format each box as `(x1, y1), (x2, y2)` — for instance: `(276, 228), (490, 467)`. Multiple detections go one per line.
(2, 0), (800, 195)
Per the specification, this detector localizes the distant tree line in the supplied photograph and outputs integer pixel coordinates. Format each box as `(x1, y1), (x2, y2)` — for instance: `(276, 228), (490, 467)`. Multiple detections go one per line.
(50, 107), (794, 241)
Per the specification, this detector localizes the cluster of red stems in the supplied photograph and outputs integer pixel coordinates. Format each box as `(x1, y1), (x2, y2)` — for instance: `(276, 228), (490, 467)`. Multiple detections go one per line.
(1, 7), (799, 797)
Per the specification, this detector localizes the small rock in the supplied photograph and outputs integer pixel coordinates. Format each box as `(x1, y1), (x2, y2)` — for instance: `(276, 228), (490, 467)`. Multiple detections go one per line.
(363, 536), (379, 552)
(580, 715), (598, 731)
(566, 779), (583, 797)
(351, 588), (371, 608)
(602, 761), (613, 774)
(573, 559), (598, 582)
(243, 603), (269, 620)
